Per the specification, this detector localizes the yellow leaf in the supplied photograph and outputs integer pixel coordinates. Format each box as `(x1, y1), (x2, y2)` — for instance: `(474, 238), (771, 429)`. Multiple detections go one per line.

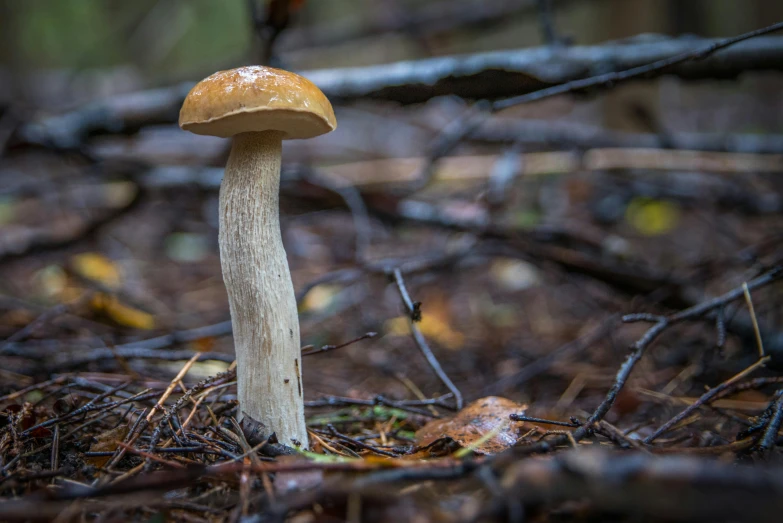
(91, 293), (155, 330)
(384, 314), (464, 350)
(300, 284), (341, 313)
(625, 198), (679, 236)
(71, 253), (122, 289)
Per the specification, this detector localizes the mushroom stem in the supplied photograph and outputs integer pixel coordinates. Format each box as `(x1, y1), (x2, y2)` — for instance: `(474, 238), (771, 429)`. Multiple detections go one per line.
(219, 130), (307, 448)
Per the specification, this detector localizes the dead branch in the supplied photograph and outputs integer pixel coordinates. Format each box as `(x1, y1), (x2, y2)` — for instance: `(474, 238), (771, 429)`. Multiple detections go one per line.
(473, 119), (783, 155)
(14, 35), (783, 148)
(498, 448), (783, 522)
(493, 22), (783, 112)
(409, 22), (783, 192)
(308, 34), (783, 105)
(602, 267), (783, 445)
(321, 150), (783, 189)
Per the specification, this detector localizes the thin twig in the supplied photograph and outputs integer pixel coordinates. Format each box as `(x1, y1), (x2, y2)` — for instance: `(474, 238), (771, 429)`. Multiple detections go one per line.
(757, 390), (783, 453)
(509, 415), (579, 428)
(535, 0), (560, 46)
(743, 282), (765, 357)
(305, 394), (452, 417)
(390, 269), (463, 409)
(645, 357), (771, 443)
(20, 382), (134, 437)
(145, 369), (236, 462)
(301, 332), (377, 357)
(391, 269), (422, 322)
(494, 21), (783, 111)
(142, 353), (202, 471)
(413, 21), (783, 191)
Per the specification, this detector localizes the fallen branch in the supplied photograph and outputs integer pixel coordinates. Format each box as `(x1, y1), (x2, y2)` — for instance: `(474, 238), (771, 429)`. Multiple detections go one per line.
(473, 119), (783, 155)
(15, 35), (783, 148)
(310, 33), (783, 105)
(498, 449), (783, 522)
(321, 150), (783, 189)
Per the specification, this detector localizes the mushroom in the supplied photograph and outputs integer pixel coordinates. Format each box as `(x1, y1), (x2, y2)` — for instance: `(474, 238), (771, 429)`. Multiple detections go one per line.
(179, 66), (336, 447)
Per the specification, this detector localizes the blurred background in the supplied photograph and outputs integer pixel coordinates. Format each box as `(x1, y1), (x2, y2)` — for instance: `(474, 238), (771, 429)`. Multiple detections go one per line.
(1, 0), (783, 424)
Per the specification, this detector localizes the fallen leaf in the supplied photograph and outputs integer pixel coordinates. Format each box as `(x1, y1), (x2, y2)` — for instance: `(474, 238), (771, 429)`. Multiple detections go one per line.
(27, 426), (53, 438)
(91, 293), (155, 330)
(490, 258), (541, 292)
(33, 265), (69, 300)
(386, 315), (466, 349)
(191, 336), (215, 353)
(384, 292), (465, 350)
(300, 284), (341, 313)
(625, 197), (679, 236)
(415, 396), (527, 455)
(71, 252), (122, 289)
(85, 424), (130, 467)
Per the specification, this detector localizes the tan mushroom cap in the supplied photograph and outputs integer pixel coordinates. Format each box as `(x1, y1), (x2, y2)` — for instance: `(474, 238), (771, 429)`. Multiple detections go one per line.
(179, 66), (336, 139)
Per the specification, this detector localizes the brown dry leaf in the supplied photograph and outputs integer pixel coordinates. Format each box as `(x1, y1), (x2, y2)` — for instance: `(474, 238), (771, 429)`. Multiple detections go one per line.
(415, 396), (527, 455)
(84, 424), (130, 467)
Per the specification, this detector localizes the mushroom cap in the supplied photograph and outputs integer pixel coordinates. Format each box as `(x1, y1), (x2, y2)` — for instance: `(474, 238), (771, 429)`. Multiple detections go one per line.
(179, 66), (336, 139)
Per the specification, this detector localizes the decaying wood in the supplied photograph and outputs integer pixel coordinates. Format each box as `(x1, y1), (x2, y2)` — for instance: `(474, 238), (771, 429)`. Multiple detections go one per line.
(15, 36), (783, 148)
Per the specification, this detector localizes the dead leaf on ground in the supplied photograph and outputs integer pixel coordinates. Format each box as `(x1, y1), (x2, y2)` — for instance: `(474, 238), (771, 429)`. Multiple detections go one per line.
(71, 252), (122, 289)
(415, 396), (528, 455)
(90, 293), (156, 330)
(84, 424), (129, 467)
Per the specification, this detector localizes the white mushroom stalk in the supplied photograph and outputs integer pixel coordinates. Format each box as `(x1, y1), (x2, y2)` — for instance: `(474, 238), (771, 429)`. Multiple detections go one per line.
(221, 130), (305, 445)
(179, 66), (337, 448)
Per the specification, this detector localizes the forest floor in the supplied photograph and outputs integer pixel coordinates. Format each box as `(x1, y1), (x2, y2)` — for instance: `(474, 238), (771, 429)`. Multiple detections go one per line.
(1, 146), (783, 521)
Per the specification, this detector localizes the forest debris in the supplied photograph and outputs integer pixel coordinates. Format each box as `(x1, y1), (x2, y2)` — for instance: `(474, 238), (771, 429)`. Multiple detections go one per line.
(67, 252), (156, 329)
(499, 448), (783, 522)
(71, 252), (122, 289)
(274, 456), (325, 496)
(323, 149), (783, 191)
(625, 198), (680, 236)
(84, 424), (129, 467)
(89, 293), (155, 330)
(384, 293), (465, 350)
(415, 397), (527, 455)
(385, 310), (465, 350)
